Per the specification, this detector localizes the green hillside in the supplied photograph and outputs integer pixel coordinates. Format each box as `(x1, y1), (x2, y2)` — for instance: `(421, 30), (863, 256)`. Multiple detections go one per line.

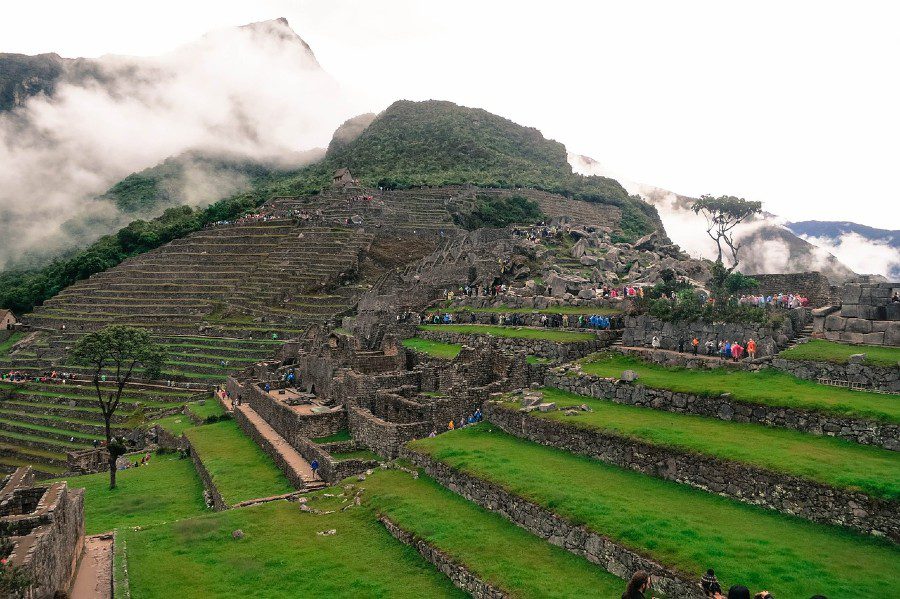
(0, 99), (659, 313)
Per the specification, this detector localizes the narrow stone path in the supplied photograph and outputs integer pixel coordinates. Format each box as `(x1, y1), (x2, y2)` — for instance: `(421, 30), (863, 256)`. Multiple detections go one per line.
(235, 404), (321, 487)
(70, 534), (113, 599)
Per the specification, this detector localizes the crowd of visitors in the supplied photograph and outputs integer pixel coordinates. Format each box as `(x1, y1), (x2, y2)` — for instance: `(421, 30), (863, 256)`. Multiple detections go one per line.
(2, 370), (78, 383)
(651, 336), (759, 360)
(622, 568), (828, 599)
(424, 310), (616, 330)
(434, 408), (484, 435)
(736, 293), (809, 309)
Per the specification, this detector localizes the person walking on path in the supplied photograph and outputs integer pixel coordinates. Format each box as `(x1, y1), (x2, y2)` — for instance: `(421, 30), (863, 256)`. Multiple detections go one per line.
(310, 459), (319, 480)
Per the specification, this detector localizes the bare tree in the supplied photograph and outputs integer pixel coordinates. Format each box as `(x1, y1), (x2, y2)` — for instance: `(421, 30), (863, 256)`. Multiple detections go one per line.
(691, 194), (762, 273)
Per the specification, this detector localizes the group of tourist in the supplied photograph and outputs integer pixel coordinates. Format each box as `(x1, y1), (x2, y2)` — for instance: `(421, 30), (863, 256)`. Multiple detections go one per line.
(1, 370), (78, 383)
(652, 336), (758, 360)
(736, 293), (809, 309)
(115, 452), (152, 471)
(438, 408), (483, 434)
(623, 569), (828, 599)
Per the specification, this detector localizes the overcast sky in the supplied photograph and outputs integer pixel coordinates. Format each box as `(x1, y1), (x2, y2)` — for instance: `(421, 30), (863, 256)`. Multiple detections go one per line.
(3, 0), (898, 229)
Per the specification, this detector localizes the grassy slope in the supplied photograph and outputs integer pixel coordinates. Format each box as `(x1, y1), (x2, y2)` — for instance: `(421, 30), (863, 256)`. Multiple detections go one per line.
(118, 500), (465, 599)
(409, 425), (900, 598)
(55, 453), (207, 534)
(579, 353), (900, 423)
(780, 339), (900, 367)
(528, 388), (900, 499)
(365, 469), (625, 597)
(420, 324), (595, 342)
(184, 420), (293, 504)
(0, 331), (24, 357)
(402, 337), (462, 359)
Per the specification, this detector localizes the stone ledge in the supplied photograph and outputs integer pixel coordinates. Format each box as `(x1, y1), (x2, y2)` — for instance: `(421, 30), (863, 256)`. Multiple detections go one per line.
(485, 402), (898, 541)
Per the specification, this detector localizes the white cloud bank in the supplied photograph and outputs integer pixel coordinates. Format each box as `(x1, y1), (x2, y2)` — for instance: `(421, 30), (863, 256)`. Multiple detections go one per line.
(0, 18), (361, 267)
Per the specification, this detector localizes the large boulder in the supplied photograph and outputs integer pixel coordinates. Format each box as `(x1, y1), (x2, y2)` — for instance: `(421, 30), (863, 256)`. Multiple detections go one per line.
(633, 232), (658, 251)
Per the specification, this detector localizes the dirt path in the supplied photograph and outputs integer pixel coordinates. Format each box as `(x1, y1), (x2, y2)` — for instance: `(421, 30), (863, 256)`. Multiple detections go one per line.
(70, 534), (113, 599)
(235, 404), (317, 483)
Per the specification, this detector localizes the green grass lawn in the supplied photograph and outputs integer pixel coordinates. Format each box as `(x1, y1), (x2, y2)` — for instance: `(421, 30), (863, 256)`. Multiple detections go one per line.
(186, 399), (226, 420)
(780, 339), (900, 367)
(0, 332), (24, 357)
(420, 324), (595, 343)
(330, 449), (381, 462)
(579, 353), (900, 423)
(409, 424), (900, 598)
(402, 337), (462, 359)
(526, 355), (553, 365)
(364, 469), (626, 598)
(449, 304), (621, 316)
(184, 420), (293, 504)
(117, 499), (465, 599)
(55, 453), (207, 534)
(153, 413), (197, 436)
(522, 388), (900, 500)
(312, 429), (351, 444)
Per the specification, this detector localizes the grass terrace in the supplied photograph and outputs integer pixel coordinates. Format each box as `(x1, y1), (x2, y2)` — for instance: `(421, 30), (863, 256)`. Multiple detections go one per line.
(185, 399), (226, 421)
(402, 337), (462, 359)
(578, 353), (900, 423)
(779, 339), (900, 367)
(184, 420), (293, 504)
(517, 388), (900, 500)
(364, 468), (626, 598)
(54, 452), (207, 534)
(419, 324), (596, 343)
(312, 429), (351, 444)
(409, 425), (900, 598)
(116, 499), (465, 599)
(0, 332), (24, 357)
(448, 304), (622, 316)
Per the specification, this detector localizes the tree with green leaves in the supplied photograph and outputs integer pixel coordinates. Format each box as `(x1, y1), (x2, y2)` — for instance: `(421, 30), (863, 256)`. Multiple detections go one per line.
(691, 194), (762, 273)
(71, 325), (166, 489)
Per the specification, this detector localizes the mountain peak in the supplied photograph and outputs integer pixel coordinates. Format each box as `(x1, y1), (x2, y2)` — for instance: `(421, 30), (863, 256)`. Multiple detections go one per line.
(236, 17), (319, 66)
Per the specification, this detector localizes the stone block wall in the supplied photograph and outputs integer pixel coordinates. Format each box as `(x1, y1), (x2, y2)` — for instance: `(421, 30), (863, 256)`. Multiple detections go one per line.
(772, 358), (900, 393)
(418, 328), (613, 361)
(827, 282), (900, 346)
(233, 406), (306, 490)
(290, 436), (377, 484)
(622, 312), (806, 357)
(486, 403), (898, 539)
(348, 406), (431, 459)
(546, 371), (899, 451)
(749, 272), (838, 307)
(187, 440), (227, 510)
(400, 448), (702, 598)
(2, 474), (85, 598)
(244, 382), (347, 441)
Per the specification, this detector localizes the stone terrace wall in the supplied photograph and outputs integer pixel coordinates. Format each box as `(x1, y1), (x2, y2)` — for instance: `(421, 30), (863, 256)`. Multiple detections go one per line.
(546, 371), (899, 451)
(444, 310), (624, 330)
(233, 407), (305, 490)
(380, 515), (505, 598)
(826, 282), (900, 346)
(291, 435), (377, 484)
(772, 358), (900, 393)
(622, 312), (809, 357)
(348, 406), (431, 459)
(486, 402), (898, 540)
(400, 448), (702, 599)
(187, 439), (226, 510)
(749, 272), (838, 307)
(418, 328), (614, 361)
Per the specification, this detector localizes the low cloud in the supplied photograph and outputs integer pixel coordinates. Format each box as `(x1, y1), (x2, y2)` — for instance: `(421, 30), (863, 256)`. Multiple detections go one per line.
(798, 232), (900, 279)
(0, 19), (361, 268)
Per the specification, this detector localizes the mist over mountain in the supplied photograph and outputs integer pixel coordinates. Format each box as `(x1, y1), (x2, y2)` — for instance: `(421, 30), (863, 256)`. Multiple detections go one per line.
(0, 17), (357, 269)
(786, 221), (899, 280)
(567, 154), (887, 282)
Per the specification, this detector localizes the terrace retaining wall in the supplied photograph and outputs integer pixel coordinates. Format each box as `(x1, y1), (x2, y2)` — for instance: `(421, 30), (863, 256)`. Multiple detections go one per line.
(546, 371), (899, 451)
(233, 406), (305, 490)
(485, 402), (898, 540)
(772, 358), (900, 393)
(348, 406), (431, 459)
(379, 515), (505, 598)
(418, 328), (614, 361)
(622, 311), (810, 357)
(401, 448), (703, 599)
(186, 439), (227, 510)
(291, 435), (377, 484)
(244, 382), (347, 441)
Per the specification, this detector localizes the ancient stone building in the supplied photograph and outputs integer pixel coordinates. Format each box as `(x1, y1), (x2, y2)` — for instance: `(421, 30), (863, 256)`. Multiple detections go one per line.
(823, 282), (900, 346)
(1, 467), (84, 598)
